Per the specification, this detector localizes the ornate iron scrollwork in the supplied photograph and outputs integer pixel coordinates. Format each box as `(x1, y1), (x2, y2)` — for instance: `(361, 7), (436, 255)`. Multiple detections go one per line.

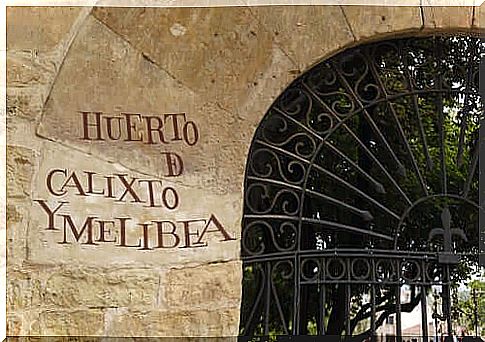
(240, 35), (483, 338)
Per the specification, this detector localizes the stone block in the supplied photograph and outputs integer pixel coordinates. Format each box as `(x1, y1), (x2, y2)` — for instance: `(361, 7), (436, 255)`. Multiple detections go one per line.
(92, 7), (276, 114)
(250, 6), (354, 71)
(7, 146), (34, 199)
(7, 7), (82, 51)
(104, 308), (239, 337)
(422, 6), (474, 28)
(37, 15), (199, 180)
(165, 261), (241, 309)
(42, 267), (160, 308)
(7, 89), (43, 121)
(342, 6), (422, 40)
(29, 142), (240, 268)
(473, 1), (485, 28)
(39, 309), (104, 336)
(6, 203), (30, 266)
(7, 269), (35, 312)
(6, 50), (59, 90)
(7, 314), (23, 336)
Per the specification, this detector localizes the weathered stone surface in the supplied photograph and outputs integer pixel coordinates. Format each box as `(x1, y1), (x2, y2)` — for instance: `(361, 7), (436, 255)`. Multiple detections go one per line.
(6, 50), (58, 89)
(6, 7), (82, 51)
(34, 13), (291, 196)
(35, 13), (290, 195)
(7, 89), (44, 121)
(473, 2), (485, 28)
(7, 269), (35, 311)
(104, 308), (239, 336)
(250, 6), (354, 71)
(6, 202), (31, 266)
(7, 146), (34, 199)
(165, 261), (241, 309)
(37, 15), (203, 186)
(422, 6), (474, 28)
(42, 267), (159, 308)
(7, 339), (114, 342)
(7, 314), (23, 336)
(29, 142), (240, 267)
(342, 6), (422, 40)
(6, 204), (22, 225)
(7, 118), (40, 158)
(92, 7), (278, 114)
(7, 310), (44, 336)
(39, 309), (104, 335)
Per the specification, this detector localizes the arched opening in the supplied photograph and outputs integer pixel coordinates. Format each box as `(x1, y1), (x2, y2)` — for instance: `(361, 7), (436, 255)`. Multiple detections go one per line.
(239, 34), (483, 338)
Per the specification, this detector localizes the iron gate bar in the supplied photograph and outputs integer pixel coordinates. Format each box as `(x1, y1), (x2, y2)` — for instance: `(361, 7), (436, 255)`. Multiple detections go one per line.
(240, 249), (479, 264)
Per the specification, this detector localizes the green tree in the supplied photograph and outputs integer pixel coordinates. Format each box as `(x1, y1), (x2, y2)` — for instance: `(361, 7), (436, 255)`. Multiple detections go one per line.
(454, 280), (485, 336)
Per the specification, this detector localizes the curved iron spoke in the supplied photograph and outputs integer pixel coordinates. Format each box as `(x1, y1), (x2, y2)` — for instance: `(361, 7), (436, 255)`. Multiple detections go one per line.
(312, 164), (401, 220)
(305, 189), (374, 221)
(401, 40), (434, 171)
(301, 217), (394, 241)
(463, 140), (479, 198)
(331, 60), (407, 176)
(457, 38), (478, 166)
(274, 107), (325, 143)
(302, 83), (413, 206)
(254, 139), (311, 164)
(247, 176), (303, 192)
(365, 52), (429, 196)
(435, 38), (448, 195)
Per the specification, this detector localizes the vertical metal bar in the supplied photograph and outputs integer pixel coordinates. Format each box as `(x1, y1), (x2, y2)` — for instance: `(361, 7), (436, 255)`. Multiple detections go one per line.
(370, 258), (377, 339)
(443, 266), (453, 337)
(346, 284), (351, 337)
(473, 289), (479, 336)
(444, 285), (452, 337)
(321, 257), (326, 335)
(480, 47), (485, 270)
(436, 37), (448, 195)
(434, 290), (439, 342)
(437, 93), (447, 195)
(346, 258), (352, 337)
(299, 284), (309, 334)
(264, 262), (271, 336)
(370, 284), (376, 337)
(319, 282), (326, 335)
(421, 286), (428, 340)
(293, 256), (300, 335)
(396, 286), (402, 341)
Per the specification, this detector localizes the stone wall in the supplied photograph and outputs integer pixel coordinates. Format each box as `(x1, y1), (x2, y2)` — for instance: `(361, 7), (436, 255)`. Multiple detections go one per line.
(6, 4), (485, 337)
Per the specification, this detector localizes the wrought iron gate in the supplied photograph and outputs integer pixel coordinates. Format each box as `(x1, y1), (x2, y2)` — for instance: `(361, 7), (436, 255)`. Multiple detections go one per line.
(239, 35), (483, 339)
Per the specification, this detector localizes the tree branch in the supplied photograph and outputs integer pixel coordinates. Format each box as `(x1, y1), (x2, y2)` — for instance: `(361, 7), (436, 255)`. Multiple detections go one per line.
(350, 291), (393, 332)
(353, 289), (421, 338)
